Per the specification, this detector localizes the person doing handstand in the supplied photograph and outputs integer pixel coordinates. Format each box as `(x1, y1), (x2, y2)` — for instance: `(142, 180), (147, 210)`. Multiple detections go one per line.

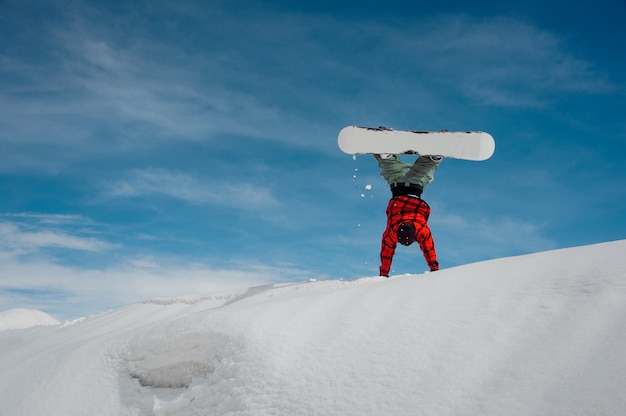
(374, 153), (443, 276)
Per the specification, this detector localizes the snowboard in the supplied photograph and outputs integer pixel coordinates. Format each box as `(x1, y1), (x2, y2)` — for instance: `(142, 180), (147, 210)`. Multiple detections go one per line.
(337, 126), (495, 161)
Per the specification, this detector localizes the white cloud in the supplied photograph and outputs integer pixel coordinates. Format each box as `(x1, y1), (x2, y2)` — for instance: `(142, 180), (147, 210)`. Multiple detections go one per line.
(0, 213), (316, 320)
(0, 222), (115, 254)
(4, 213), (94, 225)
(0, 251), (318, 321)
(433, 212), (558, 262)
(1, 5), (615, 176)
(101, 168), (279, 208)
(383, 16), (615, 107)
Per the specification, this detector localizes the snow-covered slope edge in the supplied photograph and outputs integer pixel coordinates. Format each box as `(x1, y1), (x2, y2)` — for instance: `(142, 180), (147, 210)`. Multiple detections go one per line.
(0, 240), (624, 416)
(0, 308), (60, 331)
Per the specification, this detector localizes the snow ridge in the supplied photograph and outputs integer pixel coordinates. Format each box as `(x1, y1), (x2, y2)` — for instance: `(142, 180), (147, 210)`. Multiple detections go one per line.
(0, 240), (625, 415)
(0, 308), (60, 331)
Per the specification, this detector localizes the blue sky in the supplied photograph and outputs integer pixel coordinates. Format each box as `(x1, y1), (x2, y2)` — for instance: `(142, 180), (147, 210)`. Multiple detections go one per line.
(1, 0), (625, 320)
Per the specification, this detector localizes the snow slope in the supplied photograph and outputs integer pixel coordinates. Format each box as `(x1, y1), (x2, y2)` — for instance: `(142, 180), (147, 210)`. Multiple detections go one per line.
(0, 308), (60, 331)
(0, 240), (625, 416)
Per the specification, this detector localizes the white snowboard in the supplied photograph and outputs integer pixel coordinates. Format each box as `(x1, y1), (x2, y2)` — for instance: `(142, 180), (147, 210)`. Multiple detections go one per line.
(338, 126), (495, 161)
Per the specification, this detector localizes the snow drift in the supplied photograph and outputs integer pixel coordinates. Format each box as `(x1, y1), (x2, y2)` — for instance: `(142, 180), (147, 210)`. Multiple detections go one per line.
(0, 240), (624, 415)
(0, 308), (60, 331)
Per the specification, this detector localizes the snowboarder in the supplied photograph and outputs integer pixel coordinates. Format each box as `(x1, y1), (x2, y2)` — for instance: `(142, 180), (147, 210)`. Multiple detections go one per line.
(374, 153), (442, 276)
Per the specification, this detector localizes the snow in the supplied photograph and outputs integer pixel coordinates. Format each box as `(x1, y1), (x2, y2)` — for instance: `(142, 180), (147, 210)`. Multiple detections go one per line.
(1, 240), (625, 415)
(0, 308), (60, 331)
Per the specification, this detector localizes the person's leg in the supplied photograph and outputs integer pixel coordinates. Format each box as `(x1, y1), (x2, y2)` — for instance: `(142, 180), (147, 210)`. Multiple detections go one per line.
(403, 155), (442, 188)
(373, 154), (411, 185)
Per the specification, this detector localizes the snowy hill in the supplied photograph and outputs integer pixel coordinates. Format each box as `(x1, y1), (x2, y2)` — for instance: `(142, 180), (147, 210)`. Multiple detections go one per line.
(0, 240), (625, 416)
(0, 308), (60, 331)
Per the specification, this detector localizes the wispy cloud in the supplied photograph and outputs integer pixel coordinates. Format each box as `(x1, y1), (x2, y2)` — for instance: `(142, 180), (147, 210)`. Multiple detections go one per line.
(0, 221), (115, 254)
(0, 13), (287, 173)
(0, 250), (319, 321)
(1, 3), (616, 176)
(3, 213), (94, 225)
(433, 212), (558, 263)
(376, 15), (615, 108)
(0, 210), (318, 320)
(101, 168), (279, 208)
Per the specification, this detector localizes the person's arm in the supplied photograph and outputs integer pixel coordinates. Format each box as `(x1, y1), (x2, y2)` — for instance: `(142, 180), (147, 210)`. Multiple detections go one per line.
(417, 224), (439, 271)
(379, 228), (397, 277)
